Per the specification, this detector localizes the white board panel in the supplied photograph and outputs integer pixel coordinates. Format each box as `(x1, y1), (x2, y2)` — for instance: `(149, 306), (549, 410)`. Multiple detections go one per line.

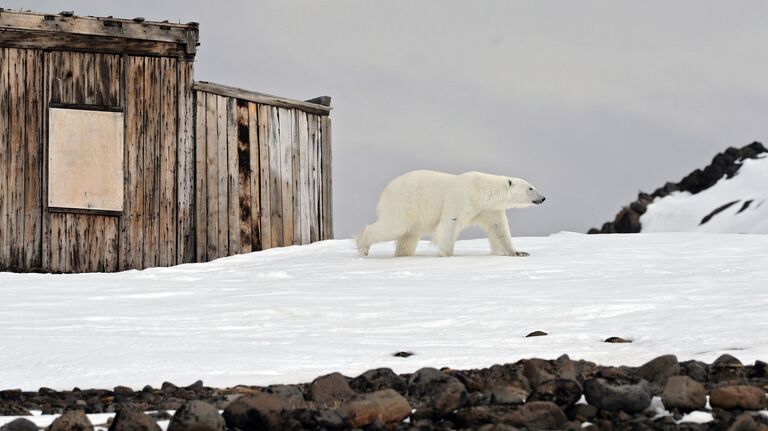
(48, 108), (124, 212)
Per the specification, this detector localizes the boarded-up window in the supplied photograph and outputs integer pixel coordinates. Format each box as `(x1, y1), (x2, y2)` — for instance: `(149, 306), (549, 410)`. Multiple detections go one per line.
(48, 107), (124, 213)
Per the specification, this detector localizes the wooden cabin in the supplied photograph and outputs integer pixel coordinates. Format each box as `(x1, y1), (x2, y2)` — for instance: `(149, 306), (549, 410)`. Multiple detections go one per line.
(0, 9), (332, 273)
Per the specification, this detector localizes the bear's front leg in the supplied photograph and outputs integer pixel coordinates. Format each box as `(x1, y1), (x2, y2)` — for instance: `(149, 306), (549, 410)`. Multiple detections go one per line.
(475, 210), (529, 257)
(434, 218), (458, 257)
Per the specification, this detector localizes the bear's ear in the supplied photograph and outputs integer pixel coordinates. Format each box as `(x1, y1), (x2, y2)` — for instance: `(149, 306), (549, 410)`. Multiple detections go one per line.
(507, 179), (513, 187)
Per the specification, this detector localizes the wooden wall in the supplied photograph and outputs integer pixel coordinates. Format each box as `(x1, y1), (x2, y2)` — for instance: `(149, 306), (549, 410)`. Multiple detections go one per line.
(193, 90), (332, 262)
(0, 48), (330, 273)
(0, 47), (194, 272)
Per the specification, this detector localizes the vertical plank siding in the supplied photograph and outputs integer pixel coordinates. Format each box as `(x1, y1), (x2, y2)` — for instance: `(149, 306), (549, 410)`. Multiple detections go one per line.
(0, 47), (328, 272)
(189, 90), (331, 260)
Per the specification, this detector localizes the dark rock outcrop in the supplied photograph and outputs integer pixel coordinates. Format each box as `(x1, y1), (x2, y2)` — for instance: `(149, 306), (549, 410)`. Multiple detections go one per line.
(589, 141), (767, 234)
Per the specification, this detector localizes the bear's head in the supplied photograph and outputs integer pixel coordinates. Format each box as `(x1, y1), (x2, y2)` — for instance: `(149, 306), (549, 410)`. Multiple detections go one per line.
(505, 177), (546, 208)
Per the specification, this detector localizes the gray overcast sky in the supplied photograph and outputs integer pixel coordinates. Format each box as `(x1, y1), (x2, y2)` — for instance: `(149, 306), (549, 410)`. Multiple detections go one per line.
(11, 1), (768, 238)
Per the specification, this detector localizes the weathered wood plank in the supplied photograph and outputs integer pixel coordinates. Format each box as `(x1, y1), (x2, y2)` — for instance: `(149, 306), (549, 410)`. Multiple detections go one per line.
(0, 10), (198, 45)
(158, 57), (177, 267)
(104, 217), (119, 272)
(226, 97), (240, 254)
(22, 48), (42, 268)
(121, 55), (145, 270)
(0, 48), (8, 268)
(177, 60), (195, 264)
(143, 57), (161, 268)
(194, 91), (208, 262)
(267, 106), (282, 248)
(247, 102), (261, 251)
(297, 111), (310, 244)
(321, 116), (333, 239)
(307, 114), (319, 243)
(216, 95), (229, 257)
(256, 104), (272, 250)
(236, 99), (253, 253)
(7, 47), (25, 266)
(205, 92), (219, 260)
(278, 107), (294, 246)
(291, 110), (302, 245)
(193, 81), (332, 116)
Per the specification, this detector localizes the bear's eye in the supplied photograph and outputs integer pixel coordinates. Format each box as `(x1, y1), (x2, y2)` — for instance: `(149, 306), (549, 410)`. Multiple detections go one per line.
(508, 179), (512, 187)
(528, 187), (533, 191)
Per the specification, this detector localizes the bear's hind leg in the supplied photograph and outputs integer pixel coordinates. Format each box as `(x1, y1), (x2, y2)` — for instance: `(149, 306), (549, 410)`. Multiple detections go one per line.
(357, 220), (404, 256)
(395, 234), (419, 257)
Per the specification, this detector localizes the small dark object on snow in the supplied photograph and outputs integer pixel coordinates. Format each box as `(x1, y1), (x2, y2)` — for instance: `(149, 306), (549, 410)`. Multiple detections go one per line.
(133, 17), (145, 22)
(393, 351), (414, 358)
(526, 331), (548, 337)
(60, 11), (74, 17)
(604, 337), (631, 343)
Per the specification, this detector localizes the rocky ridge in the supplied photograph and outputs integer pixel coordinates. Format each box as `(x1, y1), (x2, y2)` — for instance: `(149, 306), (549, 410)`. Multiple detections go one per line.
(588, 141), (767, 234)
(2, 354), (768, 430)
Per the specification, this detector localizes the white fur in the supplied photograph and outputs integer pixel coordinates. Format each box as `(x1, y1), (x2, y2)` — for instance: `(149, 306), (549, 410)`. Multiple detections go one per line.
(357, 170), (545, 257)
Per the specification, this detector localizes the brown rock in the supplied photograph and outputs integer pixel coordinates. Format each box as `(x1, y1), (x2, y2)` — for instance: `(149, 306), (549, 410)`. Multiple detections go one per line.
(604, 337), (631, 343)
(337, 389), (411, 428)
(522, 358), (557, 390)
(661, 376), (706, 412)
(222, 392), (287, 431)
(727, 414), (768, 431)
(168, 400), (225, 431)
(490, 385), (527, 405)
(108, 408), (161, 431)
(528, 378), (583, 409)
(636, 355), (680, 390)
(525, 331), (547, 337)
(1, 418), (38, 431)
(710, 385), (768, 411)
(504, 401), (568, 430)
(309, 372), (355, 406)
(49, 410), (94, 431)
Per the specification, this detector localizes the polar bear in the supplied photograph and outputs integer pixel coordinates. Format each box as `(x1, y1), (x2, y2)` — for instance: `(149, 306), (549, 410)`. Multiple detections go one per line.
(356, 170), (546, 257)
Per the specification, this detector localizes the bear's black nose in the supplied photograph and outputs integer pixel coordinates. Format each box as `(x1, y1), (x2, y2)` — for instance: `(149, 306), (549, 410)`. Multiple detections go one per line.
(541, 197), (546, 202)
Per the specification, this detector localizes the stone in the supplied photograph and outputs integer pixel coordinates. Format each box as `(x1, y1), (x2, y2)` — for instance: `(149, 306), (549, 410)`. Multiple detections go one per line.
(108, 408), (161, 431)
(583, 377), (652, 413)
(167, 400), (225, 431)
(349, 368), (408, 394)
(555, 355), (581, 382)
(0, 401), (31, 416)
(113, 386), (134, 396)
(50, 409), (94, 431)
(727, 414), (768, 431)
(478, 424), (520, 431)
(525, 331), (547, 337)
(266, 385), (306, 410)
(636, 355), (680, 393)
(750, 360), (767, 378)
(309, 372), (355, 406)
(604, 337), (631, 343)
(0, 419), (37, 431)
(337, 389), (411, 428)
(453, 406), (495, 428)
(710, 385), (768, 411)
(661, 376), (706, 412)
(528, 378), (583, 409)
(222, 392), (287, 431)
(504, 401), (568, 430)
(565, 404), (598, 421)
(392, 351), (414, 358)
(315, 409), (345, 429)
(711, 354), (747, 383)
(682, 360), (709, 383)
(490, 385), (527, 405)
(522, 358), (557, 390)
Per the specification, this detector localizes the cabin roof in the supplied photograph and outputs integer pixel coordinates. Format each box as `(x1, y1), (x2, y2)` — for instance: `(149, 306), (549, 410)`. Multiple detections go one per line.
(0, 9), (199, 58)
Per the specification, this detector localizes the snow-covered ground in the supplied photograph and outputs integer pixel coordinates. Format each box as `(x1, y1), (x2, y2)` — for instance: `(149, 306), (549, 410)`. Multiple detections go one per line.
(1, 233), (767, 391)
(642, 156), (768, 233)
